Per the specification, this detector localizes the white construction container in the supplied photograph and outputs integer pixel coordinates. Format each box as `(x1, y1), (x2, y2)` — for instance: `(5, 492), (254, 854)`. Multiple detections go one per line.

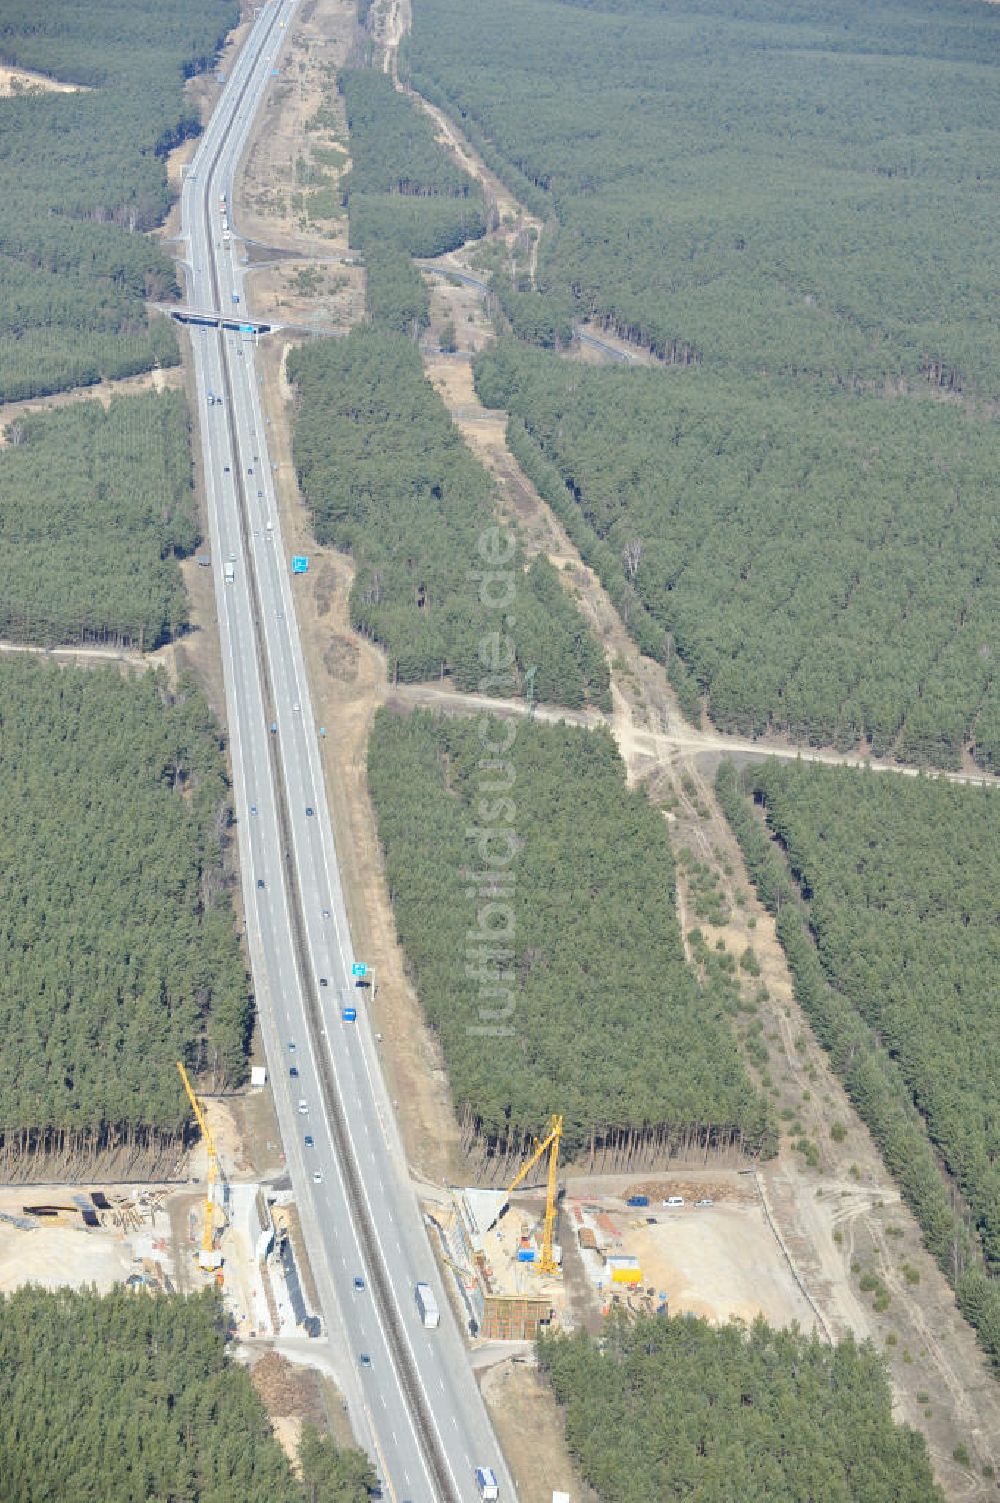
(414, 1281), (440, 1329)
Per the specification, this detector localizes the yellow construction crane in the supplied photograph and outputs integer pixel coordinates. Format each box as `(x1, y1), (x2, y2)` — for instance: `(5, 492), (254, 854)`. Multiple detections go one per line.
(506, 1113), (563, 1276)
(176, 1061), (224, 1271)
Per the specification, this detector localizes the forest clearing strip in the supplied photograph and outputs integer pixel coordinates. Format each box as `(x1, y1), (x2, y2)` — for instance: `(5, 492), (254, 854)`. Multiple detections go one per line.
(389, 681), (999, 792)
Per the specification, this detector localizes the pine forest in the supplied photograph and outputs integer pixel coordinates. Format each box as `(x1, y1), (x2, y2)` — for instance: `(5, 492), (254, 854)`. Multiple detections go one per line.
(717, 760), (1000, 1371)
(339, 68), (486, 259)
(367, 709), (772, 1164)
(288, 329), (610, 709)
(539, 1311), (942, 1503)
(0, 0), (238, 399)
(0, 659), (249, 1171)
(0, 1286), (373, 1503)
(0, 392), (197, 651)
(406, 0), (1000, 395)
(475, 341), (1000, 771)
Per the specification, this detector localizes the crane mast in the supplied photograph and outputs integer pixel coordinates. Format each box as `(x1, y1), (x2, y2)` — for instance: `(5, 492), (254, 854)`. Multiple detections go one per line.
(176, 1060), (224, 1271)
(506, 1113), (563, 1276)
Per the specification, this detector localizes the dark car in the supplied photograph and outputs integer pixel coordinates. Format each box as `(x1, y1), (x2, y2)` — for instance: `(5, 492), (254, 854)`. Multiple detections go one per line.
(353, 1276), (365, 1292)
(256, 878), (265, 890)
(320, 977), (328, 987)
(289, 1066), (299, 1078)
(358, 1353), (371, 1369)
(305, 806), (314, 817)
(304, 1134), (314, 1148)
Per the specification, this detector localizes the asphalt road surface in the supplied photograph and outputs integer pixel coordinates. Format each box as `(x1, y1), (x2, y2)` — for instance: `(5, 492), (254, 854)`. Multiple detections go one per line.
(179, 7), (514, 1500)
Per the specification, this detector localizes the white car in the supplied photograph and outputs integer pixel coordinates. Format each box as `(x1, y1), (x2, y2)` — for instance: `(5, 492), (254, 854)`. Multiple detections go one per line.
(297, 1099), (308, 1115)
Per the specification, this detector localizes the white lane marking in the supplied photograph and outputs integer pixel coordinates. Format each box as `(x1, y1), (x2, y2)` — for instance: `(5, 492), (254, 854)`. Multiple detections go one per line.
(190, 10), (423, 1493)
(203, 36), (467, 1497)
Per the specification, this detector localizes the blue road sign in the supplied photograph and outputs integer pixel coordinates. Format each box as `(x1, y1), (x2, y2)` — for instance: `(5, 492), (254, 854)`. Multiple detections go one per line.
(291, 555), (309, 574)
(351, 962), (367, 978)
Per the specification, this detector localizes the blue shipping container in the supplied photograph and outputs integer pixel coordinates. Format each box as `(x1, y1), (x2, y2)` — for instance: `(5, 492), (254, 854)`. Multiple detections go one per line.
(516, 1248), (536, 1262)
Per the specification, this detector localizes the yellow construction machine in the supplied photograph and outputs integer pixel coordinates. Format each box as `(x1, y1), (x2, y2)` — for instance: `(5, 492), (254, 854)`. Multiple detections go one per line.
(506, 1113), (563, 1275)
(176, 1061), (224, 1271)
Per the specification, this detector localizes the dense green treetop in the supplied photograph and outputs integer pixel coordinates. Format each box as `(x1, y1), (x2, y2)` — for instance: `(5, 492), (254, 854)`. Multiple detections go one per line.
(719, 758), (1000, 1371)
(539, 1310), (942, 1502)
(0, 1286), (372, 1503)
(0, 392), (197, 650)
(339, 68), (479, 199)
(288, 330), (609, 709)
(338, 67), (485, 256)
(476, 340), (1000, 771)
(407, 0), (1000, 392)
(368, 709), (770, 1153)
(0, 659), (249, 1139)
(0, 0), (237, 398)
(744, 760), (1000, 1270)
(362, 242), (431, 334)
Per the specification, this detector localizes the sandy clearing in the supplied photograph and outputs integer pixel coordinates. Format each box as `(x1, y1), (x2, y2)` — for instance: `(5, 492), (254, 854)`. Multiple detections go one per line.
(0, 1224), (135, 1293)
(0, 65), (88, 97)
(0, 365), (185, 444)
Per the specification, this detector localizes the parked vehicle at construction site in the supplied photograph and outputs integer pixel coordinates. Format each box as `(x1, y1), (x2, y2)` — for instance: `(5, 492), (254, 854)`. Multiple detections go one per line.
(414, 1282), (440, 1329)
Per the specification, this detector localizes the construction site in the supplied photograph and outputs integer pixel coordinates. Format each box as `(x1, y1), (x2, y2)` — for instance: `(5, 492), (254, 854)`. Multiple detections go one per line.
(0, 1063), (323, 1347)
(426, 1112), (820, 1346)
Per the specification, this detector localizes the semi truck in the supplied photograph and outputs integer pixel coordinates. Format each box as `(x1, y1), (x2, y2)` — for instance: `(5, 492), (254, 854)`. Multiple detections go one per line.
(475, 1467), (499, 1501)
(414, 1282), (440, 1329)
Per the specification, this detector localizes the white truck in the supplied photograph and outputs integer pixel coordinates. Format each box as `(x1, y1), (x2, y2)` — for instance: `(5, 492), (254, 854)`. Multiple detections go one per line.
(414, 1282), (439, 1329)
(224, 560), (235, 584)
(475, 1467), (499, 1501)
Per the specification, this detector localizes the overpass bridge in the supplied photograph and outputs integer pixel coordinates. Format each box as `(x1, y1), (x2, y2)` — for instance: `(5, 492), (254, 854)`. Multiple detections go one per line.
(154, 302), (346, 339)
(157, 302), (274, 335)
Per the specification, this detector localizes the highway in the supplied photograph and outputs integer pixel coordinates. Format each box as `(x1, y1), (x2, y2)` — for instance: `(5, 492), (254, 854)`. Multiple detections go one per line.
(179, 6), (514, 1500)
